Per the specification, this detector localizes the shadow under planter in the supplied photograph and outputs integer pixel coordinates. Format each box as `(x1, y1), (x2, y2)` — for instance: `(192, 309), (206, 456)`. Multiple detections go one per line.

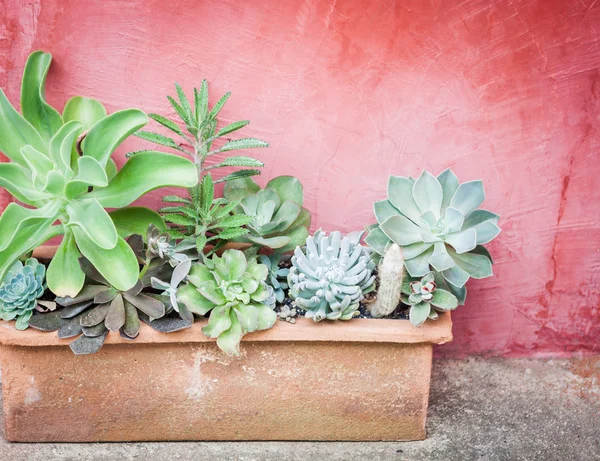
(0, 314), (452, 442)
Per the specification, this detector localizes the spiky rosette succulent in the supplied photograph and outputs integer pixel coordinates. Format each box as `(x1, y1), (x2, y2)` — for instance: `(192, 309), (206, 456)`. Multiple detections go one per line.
(401, 271), (458, 326)
(176, 249), (277, 355)
(287, 230), (375, 322)
(0, 258), (46, 330)
(366, 169), (500, 304)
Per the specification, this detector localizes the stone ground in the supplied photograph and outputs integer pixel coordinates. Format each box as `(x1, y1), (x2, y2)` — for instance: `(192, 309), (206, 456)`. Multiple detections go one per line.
(1, 357), (599, 461)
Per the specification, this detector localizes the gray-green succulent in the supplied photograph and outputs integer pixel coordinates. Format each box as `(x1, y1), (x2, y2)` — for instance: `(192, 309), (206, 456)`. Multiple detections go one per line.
(288, 230), (375, 322)
(258, 254), (289, 303)
(0, 258), (46, 330)
(0, 51), (197, 298)
(176, 249), (277, 355)
(401, 271), (458, 326)
(366, 169), (500, 304)
(223, 176), (311, 252)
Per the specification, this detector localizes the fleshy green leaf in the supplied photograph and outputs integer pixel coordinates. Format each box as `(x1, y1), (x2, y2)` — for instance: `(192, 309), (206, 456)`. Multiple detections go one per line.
(177, 283), (213, 315)
(247, 235), (291, 249)
(148, 113), (183, 136)
(437, 168), (459, 213)
(441, 264), (470, 288)
(215, 169), (261, 184)
(202, 305), (232, 338)
(447, 247), (493, 279)
(450, 180), (485, 216)
(109, 207), (166, 240)
(430, 289), (458, 311)
(444, 228), (477, 254)
(87, 151), (198, 208)
(175, 82), (193, 121)
(404, 246), (434, 277)
(62, 96), (107, 130)
(409, 302), (430, 326)
(135, 130), (183, 151)
(387, 175), (422, 223)
(266, 175), (303, 206)
(380, 215), (423, 246)
(46, 229), (85, 297)
(82, 108), (148, 167)
(0, 163), (48, 205)
(218, 138), (268, 153)
(429, 241), (455, 272)
(412, 170), (443, 218)
(217, 120), (249, 137)
(223, 176), (260, 202)
(21, 51), (63, 143)
(0, 202), (62, 281)
(208, 92), (231, 120)
(374, 200), (400, 224)
(66, 198), (118, 250)
(167, 95), (192, 127)
(0, 89), (46, 165)
(72, 228), (139, 292)
(216, 311), (244, 356)
(365, 226), (390, 255)
(212, 156), (264, 169)
(49, 120), (83, 173)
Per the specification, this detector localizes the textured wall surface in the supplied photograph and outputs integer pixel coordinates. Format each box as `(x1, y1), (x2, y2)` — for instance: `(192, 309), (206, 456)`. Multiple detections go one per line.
(0, 0), (598, 357)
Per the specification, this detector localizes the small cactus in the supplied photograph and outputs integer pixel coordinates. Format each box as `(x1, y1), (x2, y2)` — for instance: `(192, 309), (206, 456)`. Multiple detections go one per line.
(369, 244), (404, 318)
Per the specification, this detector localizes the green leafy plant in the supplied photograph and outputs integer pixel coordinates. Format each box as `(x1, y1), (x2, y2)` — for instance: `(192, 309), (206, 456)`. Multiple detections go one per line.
(176, 249), (276, 355)
(0, 51), (198, 297)
(401, 272), (458, 326)
(0, 258), (46, 330)
(160, 174), (254, 255)
(288, 230), (375, 322)
(223, 176), (311, 252)
(135, 81), (268, 181)
(366, 169), (500, 304)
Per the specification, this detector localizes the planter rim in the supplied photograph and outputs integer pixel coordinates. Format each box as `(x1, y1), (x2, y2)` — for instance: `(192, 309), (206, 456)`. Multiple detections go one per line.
(2, 244), (452, 347)
(0, 314), (452, 348)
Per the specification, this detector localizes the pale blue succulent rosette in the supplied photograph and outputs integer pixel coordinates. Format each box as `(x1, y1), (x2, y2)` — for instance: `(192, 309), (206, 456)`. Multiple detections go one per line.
(287, 230), (376, 322)
(366, 169), (501, 305)
(0, 258), (46, 330)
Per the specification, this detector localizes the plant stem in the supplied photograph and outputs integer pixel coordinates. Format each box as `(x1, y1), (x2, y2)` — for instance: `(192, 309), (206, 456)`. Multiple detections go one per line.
(139, 257), (152, 278)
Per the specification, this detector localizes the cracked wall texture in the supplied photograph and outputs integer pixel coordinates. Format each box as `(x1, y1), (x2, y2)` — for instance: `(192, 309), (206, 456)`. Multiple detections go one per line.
(0, 0), (598, 357)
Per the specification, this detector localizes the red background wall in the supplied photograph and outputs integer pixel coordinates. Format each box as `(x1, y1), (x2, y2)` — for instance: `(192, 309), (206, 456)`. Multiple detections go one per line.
(1, 0), (598, 357)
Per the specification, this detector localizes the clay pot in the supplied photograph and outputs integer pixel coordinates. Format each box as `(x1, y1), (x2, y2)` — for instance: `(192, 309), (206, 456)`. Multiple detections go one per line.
(1, 246), (452, 442)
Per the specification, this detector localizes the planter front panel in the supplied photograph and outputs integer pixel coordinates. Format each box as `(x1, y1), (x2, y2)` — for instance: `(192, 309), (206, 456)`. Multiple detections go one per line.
(1, 340), (432, 442)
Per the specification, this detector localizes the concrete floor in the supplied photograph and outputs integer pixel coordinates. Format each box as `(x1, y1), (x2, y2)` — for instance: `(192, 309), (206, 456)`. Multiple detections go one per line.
(1, 356), (599, 461)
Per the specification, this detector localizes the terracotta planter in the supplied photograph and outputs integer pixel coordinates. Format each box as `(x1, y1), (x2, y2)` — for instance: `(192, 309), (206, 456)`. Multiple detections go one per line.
(0, 312), (452, 442)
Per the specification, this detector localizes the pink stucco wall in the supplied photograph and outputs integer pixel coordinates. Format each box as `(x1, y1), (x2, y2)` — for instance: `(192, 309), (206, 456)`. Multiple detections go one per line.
(1, 0), (599, 357)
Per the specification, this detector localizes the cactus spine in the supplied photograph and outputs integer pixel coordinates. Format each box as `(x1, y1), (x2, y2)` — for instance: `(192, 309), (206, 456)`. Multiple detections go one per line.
(369, 244), (404, 318)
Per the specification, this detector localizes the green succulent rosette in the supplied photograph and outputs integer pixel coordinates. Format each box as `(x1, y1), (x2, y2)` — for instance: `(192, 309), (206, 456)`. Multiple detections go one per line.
(401, 271), (458, 326)
(177, 249), (277, 355)
(0, 258), (46, 330)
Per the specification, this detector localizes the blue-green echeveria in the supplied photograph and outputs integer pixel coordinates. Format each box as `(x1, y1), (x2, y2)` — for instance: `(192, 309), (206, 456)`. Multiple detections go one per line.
(0, 258), (46, 330)
(366, 169), (500, 304)
(176, 249), (277, 355)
